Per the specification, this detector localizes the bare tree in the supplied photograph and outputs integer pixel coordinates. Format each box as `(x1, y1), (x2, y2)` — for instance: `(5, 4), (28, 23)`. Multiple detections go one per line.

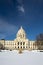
(36, 33), (43, 50)
(0, 43), (3, 50)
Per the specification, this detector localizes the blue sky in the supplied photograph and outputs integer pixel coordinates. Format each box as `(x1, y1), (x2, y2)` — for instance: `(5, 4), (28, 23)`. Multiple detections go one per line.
(0, 0), (43, 40)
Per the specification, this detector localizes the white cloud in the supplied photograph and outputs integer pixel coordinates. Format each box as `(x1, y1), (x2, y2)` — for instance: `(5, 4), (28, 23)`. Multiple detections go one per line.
(17, 6), (25, 13)
(16, 0), (25, 13)
(0, 19), (18, 39)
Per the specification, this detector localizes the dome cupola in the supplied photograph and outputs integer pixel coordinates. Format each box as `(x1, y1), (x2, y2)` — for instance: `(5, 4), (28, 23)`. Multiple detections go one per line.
(16, 26), (26, 39)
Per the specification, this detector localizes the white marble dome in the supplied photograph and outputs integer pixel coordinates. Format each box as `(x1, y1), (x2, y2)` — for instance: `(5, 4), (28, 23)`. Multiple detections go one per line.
(16, 26), (26, 39)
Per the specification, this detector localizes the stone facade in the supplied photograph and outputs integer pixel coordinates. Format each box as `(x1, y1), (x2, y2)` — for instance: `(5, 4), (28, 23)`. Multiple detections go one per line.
(0, 26), (37, 51)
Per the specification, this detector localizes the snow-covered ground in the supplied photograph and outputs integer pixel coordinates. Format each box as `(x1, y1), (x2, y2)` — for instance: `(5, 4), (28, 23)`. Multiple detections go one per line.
(0, 50), (43, 65)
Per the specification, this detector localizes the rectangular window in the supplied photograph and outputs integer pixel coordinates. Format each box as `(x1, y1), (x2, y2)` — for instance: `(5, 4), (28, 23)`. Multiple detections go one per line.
(15, 46), (16, 48)
(26, 46), (27, 48)
(23, 46), (25, 48)
(15, 43), (16, 45)
(23, 42), (25, 45)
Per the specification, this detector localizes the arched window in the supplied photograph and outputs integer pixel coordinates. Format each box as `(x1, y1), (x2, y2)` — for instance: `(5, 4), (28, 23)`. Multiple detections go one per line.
(18, 46), (19, 48)
(23, 34), (24, 37)
(20, 42), (22, 45)
(21, 46), (22, 48)
(18, 42), (19, 45)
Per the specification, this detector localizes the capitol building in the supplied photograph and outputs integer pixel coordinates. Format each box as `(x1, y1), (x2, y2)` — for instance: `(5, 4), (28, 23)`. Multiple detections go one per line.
(0, 26), (37, 51)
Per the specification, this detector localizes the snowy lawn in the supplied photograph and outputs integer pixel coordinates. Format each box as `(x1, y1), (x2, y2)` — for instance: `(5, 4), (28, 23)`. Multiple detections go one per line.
(0, 50), (43, 65)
